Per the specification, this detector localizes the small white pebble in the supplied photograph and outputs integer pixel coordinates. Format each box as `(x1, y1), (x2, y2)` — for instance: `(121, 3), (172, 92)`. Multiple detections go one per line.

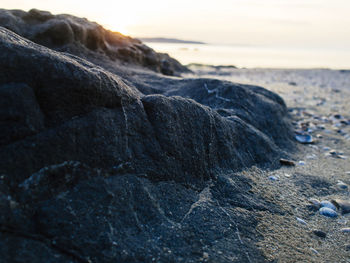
(296, 217), (307, 225)
(310, 248), (319, 255)
(340, 228), (350, 233)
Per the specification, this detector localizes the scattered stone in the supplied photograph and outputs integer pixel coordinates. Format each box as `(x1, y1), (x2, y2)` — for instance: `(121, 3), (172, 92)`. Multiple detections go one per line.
(337, 181), (348, 190)
(284, 173), (292, 178)
(316, 134), (323, 138)
(310, 248), (319, 255)
(326, 150), (347, 159)
(268, 175), (278, 181)
(319, 207), (338, 218)
(295, 133), (314, 144)
(296, 217), (307, 225)
(308, 198), (321, 210)
(329, 149), (338, 156)
(320, 201), (337, 211)
(289, 81), (297, 86)
(346, 244), (350, 251)
(340, 228), (350, 233)
(331, 199), (350, 214)
(306, 154), (317, 160)
(279, 158), (295, 166)
(312, 230), (326, 238)
(298, 161), (306, 166)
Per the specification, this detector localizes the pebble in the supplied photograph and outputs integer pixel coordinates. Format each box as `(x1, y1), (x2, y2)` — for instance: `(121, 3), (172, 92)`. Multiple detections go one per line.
(333, 114), (343, 119)
(326, 150), (347, 159)
(308, 198), (321, 209)
(296, 217), (307, 225)
(320, 201), (337, 211)
(268, 175), (278, 181)
(310, 248), (319, 255)
(331, 199), (350, 214)
(337, 181), (348, 190)
(279, 158), (295, 166)
(339, 155), (348, 159)
(298, 161), (306, 165)
(346, 244), (350, 251)
(329, 149), (337, 155)
(312, 230), (327, 238)
(340, 228), (350, 233)
(306, 154), (317, 160)
(319, 207), (338, 218)
(295, 133), (314, 144)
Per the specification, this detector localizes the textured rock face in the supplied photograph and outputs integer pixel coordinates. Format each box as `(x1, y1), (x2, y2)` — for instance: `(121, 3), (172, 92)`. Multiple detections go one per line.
(0, 20), (293, 263)
(0, 8), (188, 76)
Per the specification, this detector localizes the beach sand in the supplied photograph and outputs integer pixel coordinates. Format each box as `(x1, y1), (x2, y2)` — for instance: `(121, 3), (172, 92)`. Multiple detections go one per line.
(188, 66), (350, 262)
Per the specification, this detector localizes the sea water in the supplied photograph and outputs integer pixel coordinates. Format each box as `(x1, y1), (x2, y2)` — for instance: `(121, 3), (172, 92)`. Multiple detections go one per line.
(145, 42), (350, 69)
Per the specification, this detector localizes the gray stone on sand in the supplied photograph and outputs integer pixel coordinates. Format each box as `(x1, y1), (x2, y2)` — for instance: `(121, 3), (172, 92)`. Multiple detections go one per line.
(320, 200), (337, 211)
(331, 199), (350, 215)
(319, 207), (338, 218)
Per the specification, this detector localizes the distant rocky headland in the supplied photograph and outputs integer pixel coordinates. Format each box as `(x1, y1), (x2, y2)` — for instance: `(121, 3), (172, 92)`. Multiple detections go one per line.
(138, 37), (206, 45)
(0, 9), (294, 263)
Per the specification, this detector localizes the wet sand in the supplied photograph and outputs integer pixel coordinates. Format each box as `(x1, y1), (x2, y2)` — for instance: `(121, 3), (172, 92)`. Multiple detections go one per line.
(188, 66), (350, 262)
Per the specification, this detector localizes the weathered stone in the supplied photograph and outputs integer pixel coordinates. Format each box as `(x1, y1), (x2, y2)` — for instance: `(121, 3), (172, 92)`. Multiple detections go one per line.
(0, 13), (294, 262)
(0, 8), (189, 76)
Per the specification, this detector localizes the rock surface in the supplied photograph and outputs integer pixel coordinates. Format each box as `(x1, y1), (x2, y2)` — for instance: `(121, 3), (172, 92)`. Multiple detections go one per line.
(0, 12), (293, 263)
(0, 8), (188, 76)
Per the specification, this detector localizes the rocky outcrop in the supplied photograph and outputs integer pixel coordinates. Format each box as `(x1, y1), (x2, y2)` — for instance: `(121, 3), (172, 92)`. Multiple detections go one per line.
(0, 8), (188, 76)
(0, 19), (293, 263)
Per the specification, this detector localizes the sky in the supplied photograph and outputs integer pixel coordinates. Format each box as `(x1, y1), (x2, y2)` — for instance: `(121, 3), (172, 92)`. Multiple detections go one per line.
(2, 0), (350, 49)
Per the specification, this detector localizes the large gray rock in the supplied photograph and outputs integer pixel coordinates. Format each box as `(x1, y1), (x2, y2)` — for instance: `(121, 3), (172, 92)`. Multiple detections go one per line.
(0, 8), (189, 76)
(0, 23), (293, 262)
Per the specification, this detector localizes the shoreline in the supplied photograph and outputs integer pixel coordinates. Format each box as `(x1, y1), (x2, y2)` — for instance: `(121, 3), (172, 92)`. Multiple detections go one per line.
(187, 66), (350, 262)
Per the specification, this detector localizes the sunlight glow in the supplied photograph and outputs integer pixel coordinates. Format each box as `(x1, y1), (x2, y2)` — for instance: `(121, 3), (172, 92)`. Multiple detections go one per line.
(1, 0), (350, 48)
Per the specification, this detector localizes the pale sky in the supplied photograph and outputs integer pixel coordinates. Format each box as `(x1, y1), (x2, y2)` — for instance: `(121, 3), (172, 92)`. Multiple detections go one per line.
(2, 0), (350, 49)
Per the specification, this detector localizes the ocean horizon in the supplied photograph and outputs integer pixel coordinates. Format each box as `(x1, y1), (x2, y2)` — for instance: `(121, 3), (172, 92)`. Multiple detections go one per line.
(145, 42), (350, 70)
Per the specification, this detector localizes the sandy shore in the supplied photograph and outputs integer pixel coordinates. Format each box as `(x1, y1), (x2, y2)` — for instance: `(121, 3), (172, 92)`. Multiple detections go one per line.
(188, 66), (350, 262)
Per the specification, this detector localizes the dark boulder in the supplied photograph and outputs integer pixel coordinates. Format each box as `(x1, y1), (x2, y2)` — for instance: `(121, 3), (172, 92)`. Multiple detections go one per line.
(0, 24), (293, 262)
(0, 8), (189, 76)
